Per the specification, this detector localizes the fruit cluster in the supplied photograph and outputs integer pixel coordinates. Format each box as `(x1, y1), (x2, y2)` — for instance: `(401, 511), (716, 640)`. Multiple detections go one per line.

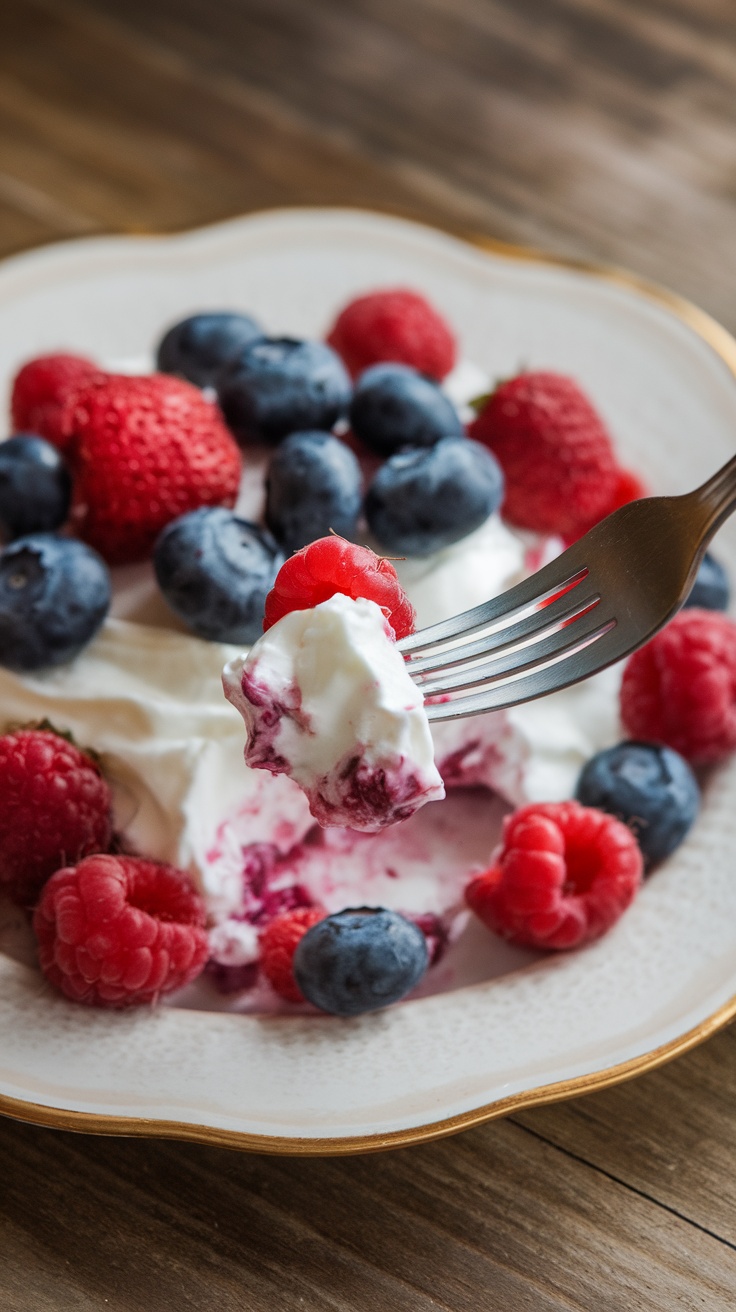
(1, 286), (648, 668)
(2, 284), (736, 1016)
(467, 603), (736, 952)
(0, 726), (209, 1006)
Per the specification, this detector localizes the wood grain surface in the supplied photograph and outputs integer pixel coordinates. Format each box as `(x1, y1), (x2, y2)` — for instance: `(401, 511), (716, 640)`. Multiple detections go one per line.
(1, 1), (735, 1308)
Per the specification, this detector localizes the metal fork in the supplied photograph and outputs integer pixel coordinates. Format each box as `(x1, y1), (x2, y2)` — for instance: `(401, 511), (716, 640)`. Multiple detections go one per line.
(398, 454), (736, 721)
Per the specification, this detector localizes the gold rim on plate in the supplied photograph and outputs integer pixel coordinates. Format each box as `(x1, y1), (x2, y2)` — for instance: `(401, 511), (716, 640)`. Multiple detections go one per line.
(1, 214), (735, 1154)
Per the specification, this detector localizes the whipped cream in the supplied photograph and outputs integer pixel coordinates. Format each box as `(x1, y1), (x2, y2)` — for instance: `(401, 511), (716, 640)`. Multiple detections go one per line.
(223, 593), (445, 832)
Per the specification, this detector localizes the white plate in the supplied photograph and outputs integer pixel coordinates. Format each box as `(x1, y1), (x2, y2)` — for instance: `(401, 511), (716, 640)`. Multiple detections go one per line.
(1, 208), (736, 1154)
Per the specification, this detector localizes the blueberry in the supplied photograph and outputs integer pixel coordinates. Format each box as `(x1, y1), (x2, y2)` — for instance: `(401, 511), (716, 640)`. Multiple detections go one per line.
(683, 552), (730, 612)
(265, 431), (362, 553)
(0, 534), (110, 671)
(0, 436), (72, 541)
(365, 435), (505, 557)
(154, 507), (284, 644)
(575, 741), (700, 868)
(156, 312), (264, 388)
(293, 907), (429, 1017)
(349, 363), (463, 457)
(217, 338), (352, 446)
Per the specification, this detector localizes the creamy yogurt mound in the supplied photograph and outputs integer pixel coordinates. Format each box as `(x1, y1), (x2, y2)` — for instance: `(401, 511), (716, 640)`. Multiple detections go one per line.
(222, 592), (445, 832)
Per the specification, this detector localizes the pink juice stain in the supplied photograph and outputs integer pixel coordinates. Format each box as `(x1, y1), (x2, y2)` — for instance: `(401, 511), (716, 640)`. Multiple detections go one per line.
(189, 777), (541, 1013)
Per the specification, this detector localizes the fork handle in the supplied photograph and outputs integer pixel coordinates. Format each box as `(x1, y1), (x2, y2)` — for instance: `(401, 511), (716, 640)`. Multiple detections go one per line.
(692, 454), (736, 538)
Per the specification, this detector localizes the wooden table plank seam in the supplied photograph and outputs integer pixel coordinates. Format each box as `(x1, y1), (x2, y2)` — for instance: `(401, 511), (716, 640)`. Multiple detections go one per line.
(511, 1120), (736, 1255)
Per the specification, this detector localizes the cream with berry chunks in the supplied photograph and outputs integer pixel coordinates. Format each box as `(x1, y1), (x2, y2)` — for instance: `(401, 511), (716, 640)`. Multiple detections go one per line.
(223, 540), (445, 832)
(0, 283), (732, 1016)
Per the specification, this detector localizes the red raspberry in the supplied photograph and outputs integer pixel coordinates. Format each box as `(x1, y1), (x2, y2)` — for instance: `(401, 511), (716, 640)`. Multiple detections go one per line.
(0, 728), (113, 908)
(260, 906), (324, 1002)
(68, 373), (242, 564)
(466, 800), (642, 950)
(608, 467), (648, 512)
(564, 466), (649, 545)
(327, 288), (456, 381)
(469, 372), (619, 540)
(11, 353), (101, 451)
(620, 608), (736, 766)
(33, 854), (209, 1007)
(263, 535), (415, 639)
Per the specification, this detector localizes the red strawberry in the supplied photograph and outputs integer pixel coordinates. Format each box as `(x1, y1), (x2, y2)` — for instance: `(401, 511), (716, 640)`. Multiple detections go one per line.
(10, 353), (101, 452)
(469, 372), (620, 541)
(68, 373), (242, 564)
(0, 728), (113, 908)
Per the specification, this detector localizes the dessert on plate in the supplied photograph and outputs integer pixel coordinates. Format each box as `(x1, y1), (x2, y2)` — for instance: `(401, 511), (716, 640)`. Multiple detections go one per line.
(0, 286), (728, 1018)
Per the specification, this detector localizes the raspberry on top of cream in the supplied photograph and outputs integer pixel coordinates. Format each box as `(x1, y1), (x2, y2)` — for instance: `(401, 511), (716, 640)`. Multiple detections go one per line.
(223, 592), (445, 832)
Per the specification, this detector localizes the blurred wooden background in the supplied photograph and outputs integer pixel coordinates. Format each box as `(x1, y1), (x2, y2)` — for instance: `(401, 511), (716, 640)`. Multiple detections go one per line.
(1, 0), (735, 328)
(1, 1), (736, 1309)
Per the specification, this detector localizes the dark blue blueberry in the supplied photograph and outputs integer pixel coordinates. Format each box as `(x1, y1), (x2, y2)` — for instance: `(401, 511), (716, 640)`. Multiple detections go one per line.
(217, 337), (352, 446)
(575, 741), (700, 869)
(293, 907), (429, 1017)
(0, 534), (110, 671)
(265, 431), (362, 553)
(0, 435), (72, 541)
(683, 552), (730, 612)
(153, 507), (284, 644)
(365, 435), (505, 557)
(349, 363), (462, 457)
(156, 312), (264, 388)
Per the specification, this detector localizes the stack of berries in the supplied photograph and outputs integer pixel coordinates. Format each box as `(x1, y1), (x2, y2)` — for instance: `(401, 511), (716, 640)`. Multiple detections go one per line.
(0, 287), (650, 666)
(0, 726), (209, 1007)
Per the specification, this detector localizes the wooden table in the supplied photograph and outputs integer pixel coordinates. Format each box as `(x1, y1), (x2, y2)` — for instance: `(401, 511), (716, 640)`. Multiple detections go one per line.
(1, 2), (735, 1307)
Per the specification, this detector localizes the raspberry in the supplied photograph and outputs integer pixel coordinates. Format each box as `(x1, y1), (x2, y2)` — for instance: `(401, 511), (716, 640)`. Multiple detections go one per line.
(327, 288), (456, 381)
(263, 535), (415, 639)
(0, 728), (113, 907)
(68, 373), (242, 564)
(620, 608), (736, 766)
(259, 906), (324, 1002)
(469, 372), (619, 540)
(10, 353), (101, 452)
(565, 466), (649, 545)
(465, 800), (642, 950)
(608, 467), (648, 512)
(33, 854), (209, 1007)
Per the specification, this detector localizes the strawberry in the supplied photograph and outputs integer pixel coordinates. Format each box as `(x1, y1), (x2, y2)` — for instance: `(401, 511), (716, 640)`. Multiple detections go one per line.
(10, 353), (101, 452)
(68, 373), (242, 564)
(469, 371), (620, 541)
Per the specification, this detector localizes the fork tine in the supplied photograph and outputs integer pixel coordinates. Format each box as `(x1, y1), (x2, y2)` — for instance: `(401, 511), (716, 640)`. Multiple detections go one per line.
(397, 554), (590, 655)
(425, 619), (620, 720)
(405, 588), (601, 677)
(418, 605), (614, 697)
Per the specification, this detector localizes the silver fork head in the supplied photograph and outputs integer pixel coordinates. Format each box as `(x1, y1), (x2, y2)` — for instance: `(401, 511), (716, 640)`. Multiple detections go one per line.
(400, 491), (707, 721)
